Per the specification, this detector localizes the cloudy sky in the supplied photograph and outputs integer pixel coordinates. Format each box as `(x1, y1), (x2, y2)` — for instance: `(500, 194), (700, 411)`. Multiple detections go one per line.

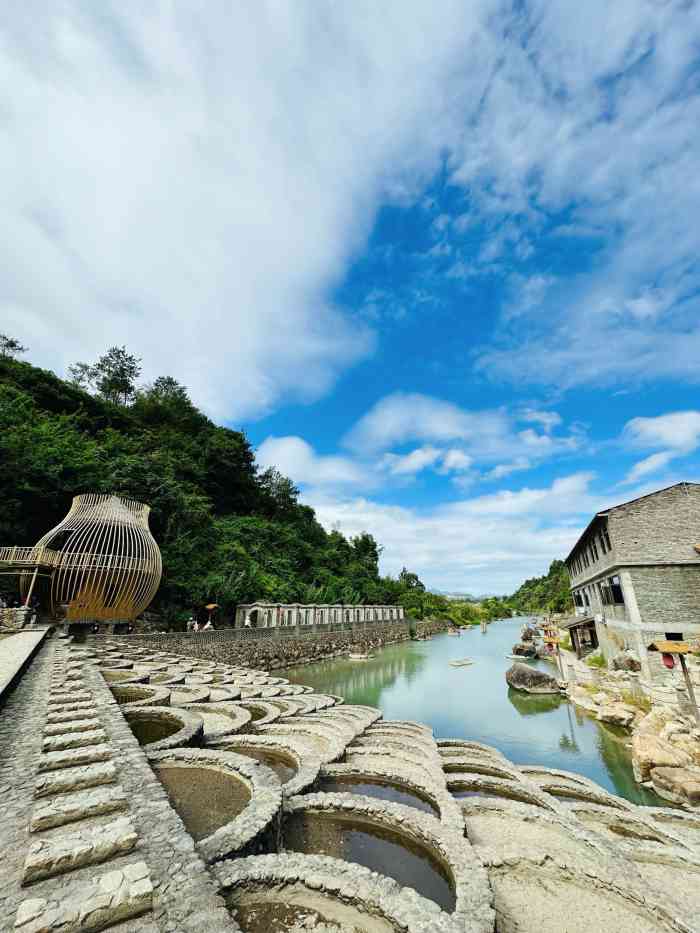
(5, 1), (700, 593)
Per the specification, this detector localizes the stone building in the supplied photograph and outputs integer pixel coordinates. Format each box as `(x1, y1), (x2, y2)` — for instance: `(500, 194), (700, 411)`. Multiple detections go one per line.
(234, 602), (404, 628)
(565, 482), (700, 683)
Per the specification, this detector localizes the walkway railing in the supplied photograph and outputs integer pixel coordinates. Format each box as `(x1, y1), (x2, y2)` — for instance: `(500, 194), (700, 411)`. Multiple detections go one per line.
(97, 617), (409, 643)
(0, 546), (156, 574)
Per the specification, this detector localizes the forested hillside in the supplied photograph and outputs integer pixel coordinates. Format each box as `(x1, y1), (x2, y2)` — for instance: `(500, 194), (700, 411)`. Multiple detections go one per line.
(507, 559), (572, 615)
(0, 343), (427, 626)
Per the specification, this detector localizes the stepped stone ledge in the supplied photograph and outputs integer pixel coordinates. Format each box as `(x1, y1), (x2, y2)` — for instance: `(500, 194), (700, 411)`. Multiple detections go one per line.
(22, 816), (139, 884)
(30, 785), (129, 832)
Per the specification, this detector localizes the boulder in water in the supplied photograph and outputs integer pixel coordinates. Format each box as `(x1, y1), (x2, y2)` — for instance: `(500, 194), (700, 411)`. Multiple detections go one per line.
(512, 642), (537, 659)
(506, 662), (560, 694)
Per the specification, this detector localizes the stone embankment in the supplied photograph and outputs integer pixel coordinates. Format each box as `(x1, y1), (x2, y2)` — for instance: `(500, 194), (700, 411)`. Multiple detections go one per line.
(560, 650), (700, 807)
(91, 618), (448, 671)
(2, 626), (700, 932)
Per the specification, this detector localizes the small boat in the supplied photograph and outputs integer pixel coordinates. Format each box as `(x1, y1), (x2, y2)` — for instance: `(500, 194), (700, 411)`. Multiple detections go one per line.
(505, 654), (537, 662)
(449, 658), (474, 667)
(348, 652), (373, 661)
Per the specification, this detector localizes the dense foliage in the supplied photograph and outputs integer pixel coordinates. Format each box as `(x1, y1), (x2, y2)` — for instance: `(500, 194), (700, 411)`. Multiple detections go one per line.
(0, 343), (572, 628)
(0, 351), (428, 626)
(507, 559), (573, 615)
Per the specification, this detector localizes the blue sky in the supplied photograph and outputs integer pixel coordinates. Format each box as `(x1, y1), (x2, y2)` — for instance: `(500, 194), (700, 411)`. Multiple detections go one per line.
(5, 2), (700, 592)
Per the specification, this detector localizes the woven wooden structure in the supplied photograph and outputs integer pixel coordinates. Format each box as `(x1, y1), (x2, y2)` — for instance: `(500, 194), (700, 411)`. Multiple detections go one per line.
(0, 494), (162, 622)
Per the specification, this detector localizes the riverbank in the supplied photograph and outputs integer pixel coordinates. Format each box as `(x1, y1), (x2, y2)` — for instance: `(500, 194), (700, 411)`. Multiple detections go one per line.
(89, 618), (450, 671)
(282, 620), (662, 804)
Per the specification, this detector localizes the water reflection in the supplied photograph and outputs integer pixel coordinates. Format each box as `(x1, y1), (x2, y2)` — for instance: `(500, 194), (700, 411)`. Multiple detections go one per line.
(282, 620), (666, 806)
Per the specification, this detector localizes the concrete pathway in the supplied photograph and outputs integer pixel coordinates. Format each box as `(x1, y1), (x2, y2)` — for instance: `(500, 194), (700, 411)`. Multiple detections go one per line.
(0, 630), (48, 704)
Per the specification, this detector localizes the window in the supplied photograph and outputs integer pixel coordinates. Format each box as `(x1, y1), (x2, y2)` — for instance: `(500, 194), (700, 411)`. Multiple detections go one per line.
(599, 580), (613, 605)
(574, 591), (584, 607)
(609, 575), (624, 605)
(599, 533), (607, 555)
(590, 539), (598, 561)
(603, 528), (612, 551)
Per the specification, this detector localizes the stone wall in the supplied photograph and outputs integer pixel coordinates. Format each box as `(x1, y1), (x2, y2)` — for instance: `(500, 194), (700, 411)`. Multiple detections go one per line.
(629, 565), (700, 632)
(610, 483), (700, 565)
(89, 618), (449, 670)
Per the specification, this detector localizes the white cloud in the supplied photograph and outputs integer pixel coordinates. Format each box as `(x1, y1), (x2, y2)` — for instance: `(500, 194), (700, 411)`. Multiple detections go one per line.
(485, 457), (531, 481)
(454, 4), (700, 390)
(380, 445), (442, 476)
(440, 449), (473, 473)
(306, 472), (599, 592)
(519, 409), (562, 433)
(624, 412), (700, 453)
(0, 1), (491, 420)
(619, 411), (700, 485)
(345, 393), (499, 452)
(621, 451), (675, 486)
(344, 393), (581, 479)
(379, 445), (474, 478)
(256, 436), (370, 489)
(3, 2), (699, 417)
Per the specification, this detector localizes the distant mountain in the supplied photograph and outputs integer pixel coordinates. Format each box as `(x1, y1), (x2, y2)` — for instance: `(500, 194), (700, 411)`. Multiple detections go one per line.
(429, 590), (499, 602)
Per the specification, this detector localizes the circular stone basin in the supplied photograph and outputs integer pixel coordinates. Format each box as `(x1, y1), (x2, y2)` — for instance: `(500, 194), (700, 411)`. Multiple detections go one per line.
(124, 705), (204, 751)
(234, 701), (281, 727)
(111, 684), (171, 707)
(218, 854), (462, 933)
(448, 778), (546, 808)
(155, 764), (251, 840)
(209, 686), (241, 702)
(185, 673), (214, 685)
(183, 702), (251, 739)
(148, 749), (283, 862)
(169, 685), (211, 706)
(319, 777), (439, 817)
(101, 669), (149, 684)
(225, 746), (296, 784)
(285, 811), (456, 913)
(233, 890), (394, 933)
(150, 670), (187, 685)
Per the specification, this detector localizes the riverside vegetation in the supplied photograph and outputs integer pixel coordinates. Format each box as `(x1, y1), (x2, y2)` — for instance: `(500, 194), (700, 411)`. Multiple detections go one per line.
(0, 336), (572, 630)
(0, 341), (428, 626)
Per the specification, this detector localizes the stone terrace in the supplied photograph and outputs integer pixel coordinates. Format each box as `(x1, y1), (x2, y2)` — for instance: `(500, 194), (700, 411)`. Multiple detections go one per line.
(1, 630), (699, 933)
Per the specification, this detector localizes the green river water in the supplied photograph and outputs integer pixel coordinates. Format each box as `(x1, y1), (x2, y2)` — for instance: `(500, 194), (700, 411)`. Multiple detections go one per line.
(283, 618), (664, 806)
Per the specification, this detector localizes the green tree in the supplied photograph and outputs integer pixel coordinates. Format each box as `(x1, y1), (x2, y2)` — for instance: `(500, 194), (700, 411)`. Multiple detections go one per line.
(69, 346), (142, 405)
(0, 333), (28, 359)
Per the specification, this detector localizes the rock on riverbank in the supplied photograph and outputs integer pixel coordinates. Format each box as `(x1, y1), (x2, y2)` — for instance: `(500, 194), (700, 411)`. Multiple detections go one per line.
(506, 662), (560, 694)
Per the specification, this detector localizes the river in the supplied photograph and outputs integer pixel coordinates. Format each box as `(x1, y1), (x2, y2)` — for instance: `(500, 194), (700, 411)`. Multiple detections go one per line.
(282, 617), (663, 806)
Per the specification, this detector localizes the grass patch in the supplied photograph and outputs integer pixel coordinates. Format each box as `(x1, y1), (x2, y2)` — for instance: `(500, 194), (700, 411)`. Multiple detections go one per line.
(620, 689), (651, 713)
(585, 652), (606, 669)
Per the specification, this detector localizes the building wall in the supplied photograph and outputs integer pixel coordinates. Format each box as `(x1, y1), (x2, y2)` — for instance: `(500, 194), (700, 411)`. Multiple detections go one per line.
(629, 565), (700, 632)
(235, 604), (404, 628)
(567, 484), (700, 591)
(609, 483), (700, 565)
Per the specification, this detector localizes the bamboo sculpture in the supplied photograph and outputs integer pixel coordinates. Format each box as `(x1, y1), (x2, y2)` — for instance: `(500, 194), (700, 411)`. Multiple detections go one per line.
(18, 493), (162, 622)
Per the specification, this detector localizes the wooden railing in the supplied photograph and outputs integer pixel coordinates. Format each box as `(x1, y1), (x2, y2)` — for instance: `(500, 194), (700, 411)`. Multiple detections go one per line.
(0, 546), (61, 568)
(0, 546), (154, 573)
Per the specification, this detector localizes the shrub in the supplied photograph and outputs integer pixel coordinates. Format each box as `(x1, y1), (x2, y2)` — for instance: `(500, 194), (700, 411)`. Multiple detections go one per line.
(585, 651), (606, 669)
(620, 689), (651, 713)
